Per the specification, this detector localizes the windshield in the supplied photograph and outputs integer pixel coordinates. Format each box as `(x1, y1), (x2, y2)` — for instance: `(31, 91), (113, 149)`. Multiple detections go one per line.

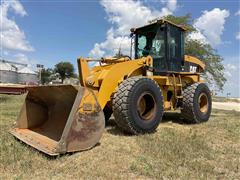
(136, 27), (165, 59)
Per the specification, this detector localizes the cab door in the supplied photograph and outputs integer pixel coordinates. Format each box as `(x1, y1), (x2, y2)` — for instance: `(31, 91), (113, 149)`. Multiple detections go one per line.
(150, 26), (168, 73)
(167, 25), (184, 72)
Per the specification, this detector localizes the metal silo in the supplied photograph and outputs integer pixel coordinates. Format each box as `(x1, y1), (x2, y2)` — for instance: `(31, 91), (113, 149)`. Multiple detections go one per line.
(0, 61), (18, 83)
(17, 67), (38, 84)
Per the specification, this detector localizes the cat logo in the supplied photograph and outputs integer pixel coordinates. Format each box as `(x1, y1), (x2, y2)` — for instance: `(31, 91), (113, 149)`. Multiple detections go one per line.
(190, 65), (197, 73)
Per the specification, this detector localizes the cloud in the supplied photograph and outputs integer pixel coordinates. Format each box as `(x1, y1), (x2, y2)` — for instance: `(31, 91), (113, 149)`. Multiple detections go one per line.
(90, 3), (230, 58)
(166, 0), (177, 11)
(90, 44), (105, 58)
(0, 0), (34, 52)
(100, 0), (177, 36)
(187, 31), (208, 43)
(236, 32), (240, 40)
(14, 53), (30, 64)
(190, 8), (230, 47)
(13, 53), (38, 69)
(90, 0), (177, 58)
(235, 10), (240, 16)
(90, 28), (131, 57)
(226, 63), (237, 70)
(222, 58), (240, 97)
(224, 63), (237, 77)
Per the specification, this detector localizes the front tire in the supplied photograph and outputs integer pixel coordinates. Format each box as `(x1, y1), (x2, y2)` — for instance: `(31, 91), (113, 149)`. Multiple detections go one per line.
(113, 77), (163, 134)
(181, 83), (212, 123)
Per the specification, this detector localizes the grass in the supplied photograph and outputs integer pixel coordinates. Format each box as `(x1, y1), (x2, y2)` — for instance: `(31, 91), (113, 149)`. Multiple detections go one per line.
(0, 94), (240, 179)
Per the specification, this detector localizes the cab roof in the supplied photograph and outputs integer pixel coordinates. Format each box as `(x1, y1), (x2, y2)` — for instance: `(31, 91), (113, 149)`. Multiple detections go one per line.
(130, 19), (188, 33)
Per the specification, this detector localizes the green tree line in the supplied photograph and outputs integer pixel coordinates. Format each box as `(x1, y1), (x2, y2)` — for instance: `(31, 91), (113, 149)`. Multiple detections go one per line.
(40, 61), (75, 84)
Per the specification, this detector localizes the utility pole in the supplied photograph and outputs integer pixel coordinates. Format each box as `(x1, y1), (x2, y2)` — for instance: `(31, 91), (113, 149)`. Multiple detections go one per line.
(36, 64), (44, 85)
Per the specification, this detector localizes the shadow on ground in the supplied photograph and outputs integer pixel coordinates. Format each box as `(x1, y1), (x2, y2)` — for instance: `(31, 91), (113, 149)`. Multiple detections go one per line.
(106, 112), (188, 136)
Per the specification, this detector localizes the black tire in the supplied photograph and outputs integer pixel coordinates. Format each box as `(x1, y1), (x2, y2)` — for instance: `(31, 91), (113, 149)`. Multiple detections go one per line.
(113, 76), (163, 134)
(181, 83), (212, 123)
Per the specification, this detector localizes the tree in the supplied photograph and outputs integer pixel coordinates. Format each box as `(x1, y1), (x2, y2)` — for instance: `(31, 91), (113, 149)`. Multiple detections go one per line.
(164, 15), (226, 90)
(163, 14), (195, 32)
(185, 40), (226, 90)
(54, 61), (74, 83)
(40, 68), (54, 84)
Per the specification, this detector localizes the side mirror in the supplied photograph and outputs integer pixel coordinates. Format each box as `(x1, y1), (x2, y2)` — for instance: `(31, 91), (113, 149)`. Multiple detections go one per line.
(130, 32), (134, 38)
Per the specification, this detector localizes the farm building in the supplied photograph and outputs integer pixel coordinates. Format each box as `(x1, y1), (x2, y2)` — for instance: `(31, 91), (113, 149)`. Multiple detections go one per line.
(0, 60), (38, 84)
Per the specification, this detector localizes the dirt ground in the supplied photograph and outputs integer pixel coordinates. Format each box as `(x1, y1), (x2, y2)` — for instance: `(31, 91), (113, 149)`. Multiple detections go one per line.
(0, 95), (240, 179)
(213, 102), (240, 111)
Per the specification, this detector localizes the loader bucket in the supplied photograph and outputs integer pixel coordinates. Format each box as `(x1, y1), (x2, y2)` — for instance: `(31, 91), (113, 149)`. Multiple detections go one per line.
(10, 85), (105, 156)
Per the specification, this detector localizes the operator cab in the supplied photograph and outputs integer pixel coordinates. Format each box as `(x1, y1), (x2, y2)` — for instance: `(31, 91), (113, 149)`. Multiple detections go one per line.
(131, 19), (186, 74)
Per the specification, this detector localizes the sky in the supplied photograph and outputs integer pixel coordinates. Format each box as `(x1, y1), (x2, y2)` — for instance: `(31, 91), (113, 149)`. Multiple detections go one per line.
(0, 0), (239, 97)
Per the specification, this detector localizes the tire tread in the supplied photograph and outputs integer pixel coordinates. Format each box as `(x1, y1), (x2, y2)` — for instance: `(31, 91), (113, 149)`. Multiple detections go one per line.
(113, 76), (163, 134)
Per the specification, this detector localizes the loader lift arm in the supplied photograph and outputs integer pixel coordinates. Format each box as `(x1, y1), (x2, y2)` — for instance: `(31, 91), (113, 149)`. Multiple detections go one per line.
(77, 56), (153, 109)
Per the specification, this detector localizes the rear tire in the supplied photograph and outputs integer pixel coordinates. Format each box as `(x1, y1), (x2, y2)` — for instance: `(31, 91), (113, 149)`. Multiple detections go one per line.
(113, 77), (163, 134)
(181, 83), (212, 123)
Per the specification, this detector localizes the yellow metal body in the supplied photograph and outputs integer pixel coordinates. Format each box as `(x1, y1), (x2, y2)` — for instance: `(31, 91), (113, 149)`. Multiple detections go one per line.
(184, 55), (205, 70)
(78, 55), (204, 111)
(10, 54), (205, 156)
(10, 18), (207, 156)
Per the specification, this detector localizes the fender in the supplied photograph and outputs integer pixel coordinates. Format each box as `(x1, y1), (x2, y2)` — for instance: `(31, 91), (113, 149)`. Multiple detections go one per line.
(97, 59), (145, 109)
(184, 55), (205, 72)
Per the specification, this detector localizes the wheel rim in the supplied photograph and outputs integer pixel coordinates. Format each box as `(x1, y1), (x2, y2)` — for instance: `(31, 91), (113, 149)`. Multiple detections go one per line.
(198, 93), (208, 113)
(137, 92), (156, 121)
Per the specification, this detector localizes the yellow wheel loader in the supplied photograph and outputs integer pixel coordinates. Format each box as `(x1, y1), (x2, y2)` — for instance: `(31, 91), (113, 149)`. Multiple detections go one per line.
(10, 19), (212, 156)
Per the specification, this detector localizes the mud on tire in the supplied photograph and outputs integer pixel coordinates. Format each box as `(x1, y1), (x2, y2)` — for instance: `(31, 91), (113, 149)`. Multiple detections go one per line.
(181, 83), (212, 123)
(113, 76), (163, 134)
